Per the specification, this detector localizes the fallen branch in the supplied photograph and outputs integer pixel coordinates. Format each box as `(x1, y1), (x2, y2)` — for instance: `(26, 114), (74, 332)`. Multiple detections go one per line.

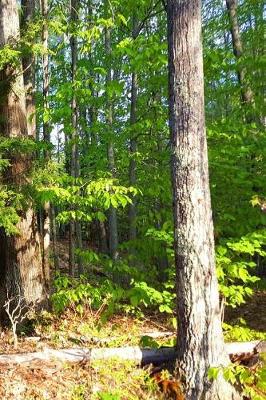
(0, 341), (264, 366)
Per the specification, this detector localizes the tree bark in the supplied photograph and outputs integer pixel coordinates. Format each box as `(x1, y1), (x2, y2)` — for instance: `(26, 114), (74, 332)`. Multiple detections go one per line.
(69, 0), (78, 275)
(225, 0), (254, 120)
(21, 0), (36, 138)
(0, 0), (47, 324)
(50, 205), (59, 271)
(167, 1), (240, 399)
(97, 219), (108, 254)
(128, 14), (138, 242)
(104, 13), (119, 261)
(41, 0), (51, 287)
(69, 0), (83, 275)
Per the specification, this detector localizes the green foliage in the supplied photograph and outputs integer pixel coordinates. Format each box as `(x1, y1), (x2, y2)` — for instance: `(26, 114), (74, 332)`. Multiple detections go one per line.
(139, 335), (160, 349)
(0, 188), (21, 235)
(71, 384), (87, 400)
(0, 45), (21, 70)
(127, 280), (174, 314)
(0, 15), (45, 72)
(0, 137), (39, 155)
(51, 273), (119, 315)
(223, 321), (266, 342)
(217, 231), (265, 307)
(0, 138), (52, 235)
(145, 224), (264, 308)
(98, 393), (121, 400)
(51, 270), (175, 320)
(32, 163), (137, 224)
(209, 363), (266, 400)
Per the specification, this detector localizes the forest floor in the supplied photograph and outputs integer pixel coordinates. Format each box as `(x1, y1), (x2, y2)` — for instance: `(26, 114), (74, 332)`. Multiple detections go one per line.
(0, 240), (265, 399)
(0, 311), (172, 400)
(0, 293), (265, 400)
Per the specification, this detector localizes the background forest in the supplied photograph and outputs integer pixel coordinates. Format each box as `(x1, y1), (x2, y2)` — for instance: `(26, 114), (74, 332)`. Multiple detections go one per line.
(0, 0), (265, 398)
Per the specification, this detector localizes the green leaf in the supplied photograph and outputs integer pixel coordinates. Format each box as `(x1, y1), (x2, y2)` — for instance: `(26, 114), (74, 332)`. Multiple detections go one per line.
(208, 367), (220, 380)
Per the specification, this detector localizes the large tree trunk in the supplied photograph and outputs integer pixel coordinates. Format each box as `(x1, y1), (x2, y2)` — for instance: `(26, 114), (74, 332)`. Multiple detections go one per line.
(167, 1), (240, 399)
(0, 0), (47, 324)
(21, 0), (36, 138)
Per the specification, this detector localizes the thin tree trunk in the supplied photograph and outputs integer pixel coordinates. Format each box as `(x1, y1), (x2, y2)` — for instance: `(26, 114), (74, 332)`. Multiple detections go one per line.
(225, 0), (254, 120)
(69, 0), (77, 275)
(128, 75), (137, 241)
(155, 131), (169, 280)
(104, 17), (118, 261)
(50, 205), (59, 271)
(222, 31), (231, 119)
(98, 220), (108, 254)
(128, 15), (138, 242)
(0, 0), (47, 324)
(76, 221), (83, 275)
(107, 141), (119, 260)
(69, 0), (82, 275)
(41, 0), (50, 287)
(167, 1), (240, 399)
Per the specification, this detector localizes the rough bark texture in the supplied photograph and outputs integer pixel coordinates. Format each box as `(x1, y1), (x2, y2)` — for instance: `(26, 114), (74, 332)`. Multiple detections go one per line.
(167, 1), (240, 399)
(225, 0), (254, 115)
(21, 0), (36, 138)
(0, 0), (47, 324)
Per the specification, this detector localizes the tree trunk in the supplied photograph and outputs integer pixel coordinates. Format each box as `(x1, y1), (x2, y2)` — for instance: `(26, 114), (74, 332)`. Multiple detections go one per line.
(97, 220), (108, 254)
(167, 1), (240, 399)
(104, 15), (119, 261)
(128, 15), (138, 242)
(225, 0), (254, 120)
(0, 0), (47, 324)
(69, 0), (82, 275)
(128, 71), (138, 242)
(21, 0), (36, 138)
(41, 0), (50, 287)
(107, 141), (119, 260)
(50, 205), (59, 271)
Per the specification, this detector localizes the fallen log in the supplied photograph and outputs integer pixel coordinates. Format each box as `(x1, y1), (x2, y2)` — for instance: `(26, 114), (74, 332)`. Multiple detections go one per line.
(0, 341), (264, 366)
